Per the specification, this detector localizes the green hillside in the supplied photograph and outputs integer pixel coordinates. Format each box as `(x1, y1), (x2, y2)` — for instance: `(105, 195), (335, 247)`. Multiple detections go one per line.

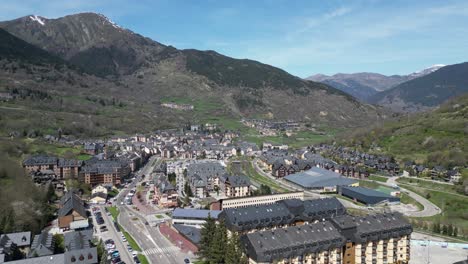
(342, 94), (468, 167)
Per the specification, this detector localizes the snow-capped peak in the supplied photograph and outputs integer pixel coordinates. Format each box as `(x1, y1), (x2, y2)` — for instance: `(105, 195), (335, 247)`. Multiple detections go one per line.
(29, 15), (45, 26)
(410, 64), (446, 78)
(97, 13), (122, 30)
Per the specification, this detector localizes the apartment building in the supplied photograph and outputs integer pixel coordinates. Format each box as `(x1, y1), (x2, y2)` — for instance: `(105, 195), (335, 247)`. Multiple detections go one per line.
(220, 198), (346, 234)
(240, 213), (412, 264)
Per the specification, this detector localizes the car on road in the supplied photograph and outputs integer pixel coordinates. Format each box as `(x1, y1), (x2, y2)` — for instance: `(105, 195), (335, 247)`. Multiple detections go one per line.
(184, 258), (191, 263)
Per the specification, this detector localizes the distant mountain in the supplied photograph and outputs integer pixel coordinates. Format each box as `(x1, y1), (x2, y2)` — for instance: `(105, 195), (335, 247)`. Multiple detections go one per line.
(408, 64), (446, 78)
(306, 65), (446, 102)
(0, 13), (388, 138)
(369, 62), (468, 112)
(0, 13), (165, 77)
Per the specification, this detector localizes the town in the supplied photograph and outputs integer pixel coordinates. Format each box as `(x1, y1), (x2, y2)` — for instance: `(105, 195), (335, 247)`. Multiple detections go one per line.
(1, 122), (465, 264)
(0, 3), (467, 264)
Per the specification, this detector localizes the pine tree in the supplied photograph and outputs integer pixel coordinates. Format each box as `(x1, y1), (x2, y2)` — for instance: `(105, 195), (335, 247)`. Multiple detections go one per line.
(432, 222), (440, 234)
(448, 224), (454, 236)
(442, 225), (448, 235)
(3, 211), (15, 233)
(211, 219), (228, 264)
(0, 215), (5, 234)
(199, 214), (217, 261)
(226, 232), (247, 264)
(453, 227), (458, 237)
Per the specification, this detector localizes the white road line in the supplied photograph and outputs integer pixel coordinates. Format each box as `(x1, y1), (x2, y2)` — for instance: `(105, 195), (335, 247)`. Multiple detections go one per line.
(143, 246), (179, 255)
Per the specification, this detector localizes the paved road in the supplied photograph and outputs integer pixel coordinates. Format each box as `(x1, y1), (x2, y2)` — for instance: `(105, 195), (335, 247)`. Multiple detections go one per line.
(386, 176), (441, 217)
(113, 156), (192, 264)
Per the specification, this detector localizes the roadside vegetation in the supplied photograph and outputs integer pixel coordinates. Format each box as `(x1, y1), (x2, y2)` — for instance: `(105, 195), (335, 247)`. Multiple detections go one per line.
(108, 206), (120, 221)
(403, 185), (468, 238)
(368, 175), (389, 183)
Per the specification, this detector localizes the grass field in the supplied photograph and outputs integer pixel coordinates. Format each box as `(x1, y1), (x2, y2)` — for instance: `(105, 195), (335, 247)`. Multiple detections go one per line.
(400, 193), (424, 210)
(368, 175), (389, 183)
(243, 130), (330, 149)
(232, 157), (288, 193)
(396, 177), (462, 195)
(403, 185), (468, 234)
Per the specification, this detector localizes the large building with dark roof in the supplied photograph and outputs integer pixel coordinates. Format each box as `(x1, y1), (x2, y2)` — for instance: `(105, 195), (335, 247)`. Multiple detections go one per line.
(240, 213), (412, 264)
(284, 167), (358, 192)
(339, 186), (400, 205)
(241, 221), (345, 264)
(220, 198), (346, 233)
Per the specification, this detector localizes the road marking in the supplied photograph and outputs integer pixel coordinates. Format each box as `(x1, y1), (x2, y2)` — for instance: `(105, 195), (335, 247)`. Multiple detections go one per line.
(142, 246), (179, 255)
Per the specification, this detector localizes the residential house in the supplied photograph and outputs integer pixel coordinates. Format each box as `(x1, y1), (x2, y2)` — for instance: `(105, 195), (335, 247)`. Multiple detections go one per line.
(219, 175), (251, 198)
(0, 232), (31, 261)
(154, 176), (178, 208)
(58, 192), (87, 230)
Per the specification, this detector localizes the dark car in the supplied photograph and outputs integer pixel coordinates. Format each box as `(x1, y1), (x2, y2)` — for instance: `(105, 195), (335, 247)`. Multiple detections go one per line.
(184, 258), (190, 263)
(133, 256), (141, 264)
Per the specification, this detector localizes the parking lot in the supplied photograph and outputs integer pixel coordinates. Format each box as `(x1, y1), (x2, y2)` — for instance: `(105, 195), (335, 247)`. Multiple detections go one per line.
(91, 205), (140, 263)
(410, 233), (468, 264)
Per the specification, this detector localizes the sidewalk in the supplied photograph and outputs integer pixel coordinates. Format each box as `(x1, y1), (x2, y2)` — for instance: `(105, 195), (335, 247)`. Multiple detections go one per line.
(159, 223), (198, 254)
(132, 189), (157, 215)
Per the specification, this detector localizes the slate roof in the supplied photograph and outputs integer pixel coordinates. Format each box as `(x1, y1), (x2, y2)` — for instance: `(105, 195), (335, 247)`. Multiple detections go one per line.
(187, 162), (226, 178)
(23, 155), (57, 166)
(220, 198), (346, 232)
(173, 224), (202, 245)
(220, 175), (251, 187)
(58, 192), (86, 218)
(241, 221), (345, 262)
(330, 213), (412, 243)
(5, 254), (65, 264)
(339, 186), (400, 205)
(29, 231), (55, 257)
(81, 159), (123, 174)
(64, 230), (93, 251)
(64, 247), (98, 264)
(173, 208), (222, 220)
(58, 159), (82, 167)
(0, 232), (31, 247)
(284, 167), (357, 189)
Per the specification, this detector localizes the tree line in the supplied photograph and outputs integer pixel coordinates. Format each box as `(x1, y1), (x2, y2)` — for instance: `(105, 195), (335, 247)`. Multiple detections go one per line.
(199, 215), (247, 264)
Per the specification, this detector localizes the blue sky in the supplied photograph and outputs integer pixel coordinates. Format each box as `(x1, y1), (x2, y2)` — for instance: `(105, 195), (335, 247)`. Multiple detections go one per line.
(1, 0), (467, 77)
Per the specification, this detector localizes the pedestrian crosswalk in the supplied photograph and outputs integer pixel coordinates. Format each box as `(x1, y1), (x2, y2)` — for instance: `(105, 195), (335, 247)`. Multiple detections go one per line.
(142, 246), (180, 255)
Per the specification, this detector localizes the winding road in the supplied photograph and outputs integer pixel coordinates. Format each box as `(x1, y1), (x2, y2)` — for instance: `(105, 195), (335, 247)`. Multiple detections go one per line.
(251, 159), (441, 217)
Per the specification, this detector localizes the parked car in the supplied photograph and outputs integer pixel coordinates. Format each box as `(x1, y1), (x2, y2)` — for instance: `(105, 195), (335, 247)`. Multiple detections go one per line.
(133, 256), (141, 264)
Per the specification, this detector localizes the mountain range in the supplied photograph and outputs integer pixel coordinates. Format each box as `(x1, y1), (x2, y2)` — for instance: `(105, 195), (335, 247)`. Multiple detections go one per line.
(306, 64), (446, 102)
(368, 62), (468, 112)
(0, 13), (387, 137)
